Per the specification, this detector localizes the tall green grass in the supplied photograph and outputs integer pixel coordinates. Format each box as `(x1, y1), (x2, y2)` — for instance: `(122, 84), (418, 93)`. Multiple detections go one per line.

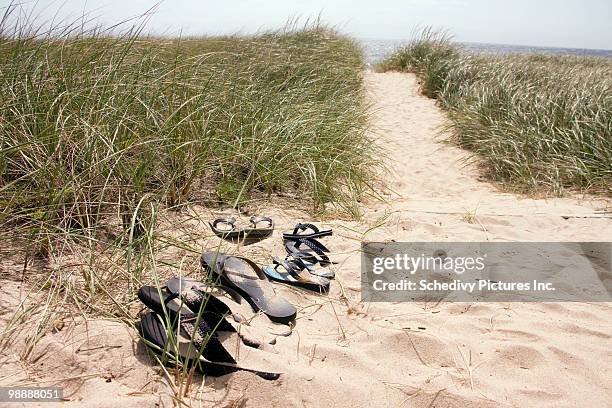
(0, 8), (376, 391)
(378, 29), (612, 195)
(0, 9), (376, 255)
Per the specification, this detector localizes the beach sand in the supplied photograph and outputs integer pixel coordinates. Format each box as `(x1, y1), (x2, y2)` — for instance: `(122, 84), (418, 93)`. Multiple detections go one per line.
(1, 71), (610, 407)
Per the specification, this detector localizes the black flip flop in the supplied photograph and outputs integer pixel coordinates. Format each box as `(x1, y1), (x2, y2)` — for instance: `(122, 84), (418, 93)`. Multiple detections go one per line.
(139, 312), (280, 380)
(138, 286), (236, 361)
(283, 223), (335, 277)
(201, 251), (296, 324)
(282, 223), (332, 241)
(165, 276), (266, 348)
(284, 237), (334, 267)
(284, 249), (335, 279)
(262, 256), (330, 293)
(210, 216), (274, 240)
(165, 277), (238, 331)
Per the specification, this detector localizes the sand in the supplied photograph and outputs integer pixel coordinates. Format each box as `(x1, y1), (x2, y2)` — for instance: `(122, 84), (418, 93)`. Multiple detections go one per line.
(1, 71), (610, 407)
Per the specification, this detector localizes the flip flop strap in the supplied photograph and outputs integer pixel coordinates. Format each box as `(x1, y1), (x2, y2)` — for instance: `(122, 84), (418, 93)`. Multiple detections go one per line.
(231, 255), (267, 279)
(173, 310), (214, 350)
(182, 321), (208, 348)
(299, 237), (330, 253)
(160, 289), (214, 344)
(163, 290), (180, 304)
(250, 216), (273, 228)
(293, 238), (331, 266)
(283, 224), (332, 240)
(209, 253), (229, 275)
(179, 315), (236, 364)
(293, 223), (319, 235)
(291, 250), (325, 263)
(211, 217), (236, 231)
(183, 285), (233, 317)
(273, 256), (306, 276)
(180, 286), (216, 313)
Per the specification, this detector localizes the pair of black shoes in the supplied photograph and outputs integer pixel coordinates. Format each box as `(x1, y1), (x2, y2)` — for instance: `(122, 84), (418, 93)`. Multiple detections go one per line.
(137, 277), (280, 380)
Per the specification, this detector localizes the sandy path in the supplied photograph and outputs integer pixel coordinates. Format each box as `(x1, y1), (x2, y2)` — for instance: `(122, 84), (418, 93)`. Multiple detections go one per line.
(1, 72), (610, 407)
(246, 72), (612, 407)
(363, 72), (610, 242)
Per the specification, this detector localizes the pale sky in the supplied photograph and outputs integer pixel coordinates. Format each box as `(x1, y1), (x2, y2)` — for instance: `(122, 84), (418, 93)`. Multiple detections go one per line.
(3, 0), (611, 50)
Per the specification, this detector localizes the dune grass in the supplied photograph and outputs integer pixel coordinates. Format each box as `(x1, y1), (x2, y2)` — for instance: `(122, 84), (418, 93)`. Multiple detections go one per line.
(0, 6), (376, 394)
(0, 8), (377, 257)
(378, 29), (612, 195)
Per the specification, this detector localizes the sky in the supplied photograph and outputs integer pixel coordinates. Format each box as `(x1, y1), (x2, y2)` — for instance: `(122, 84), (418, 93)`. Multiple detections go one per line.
(2, 0), (611, 50)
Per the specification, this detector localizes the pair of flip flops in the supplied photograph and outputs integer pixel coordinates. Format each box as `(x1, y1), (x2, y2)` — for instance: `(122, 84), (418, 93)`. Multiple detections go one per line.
(283, 223), (334, 267)
(201, 251), (298, 322)
(210, 216), (273, 241)
(261, 223), (335, 292)
(137, 278), (281, 380)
